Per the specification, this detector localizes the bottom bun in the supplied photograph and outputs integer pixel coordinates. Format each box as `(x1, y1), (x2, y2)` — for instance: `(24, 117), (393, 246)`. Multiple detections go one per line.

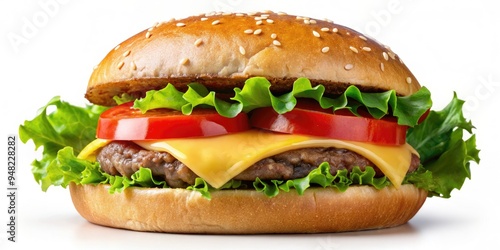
(69, 183), (427, 234)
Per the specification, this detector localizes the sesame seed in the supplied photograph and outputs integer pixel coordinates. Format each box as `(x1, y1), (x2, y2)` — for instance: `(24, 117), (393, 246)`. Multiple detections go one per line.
(194, 38), (203, 46)
(321, 47), (330, 53)
(349, 46), (359, 53)
(253, 29), (262, 35)
(382, 52), (389, 61)
(359, 35), (367, 41)
(346, 32), (351, 36)
(145, 32), (152, 39)
(271, 33), (277, 39)
(176, 22), (186, 27)
(130, 61), (137, 70)
(388, 51), (396, 60)
(148, 27), (154, 32)
(114, 44), (120, 50)
(266, 19), (274, 24)
(304, 19), (310, 25)
(123, 50), (131, 57)
(235, 13), (244, 17)
(321, 27), (329, 32)
(239, 45), (246, 55)
(254, 16), (262, 21)
(244, 29), (253, 34)
(212, 20), (220, 25)
(344, 64), (354, 70)
(313, 30), (321, 38)
(180, 58), (189, 65)
(380, 62), (385, 72)
(256, 20), (263, 25)
(332, 27), (338, 33)
(201, 17), (208, 21)
(117, 61), (124, 70)
(324, 18), (334, 23)
(277, 11), (287, 15)
(309, 19), (317, 24)
(273, 40), (281, 46)
(406, 77), (412, 84)
(362, 47), (371, 52)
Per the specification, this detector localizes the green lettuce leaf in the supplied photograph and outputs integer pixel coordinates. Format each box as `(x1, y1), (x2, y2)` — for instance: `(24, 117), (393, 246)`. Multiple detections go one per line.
(105, 167), (168, 193)
(254, 164), (389, 197)
(186, 178), (244, 200)
(188, 164), (389, 199)
(405, 93), (480, 198)
(19, 97), (107, 190)
(134, 77), (432, 126)
(25, 144), (167, 194)
(113, 93), (136, 105)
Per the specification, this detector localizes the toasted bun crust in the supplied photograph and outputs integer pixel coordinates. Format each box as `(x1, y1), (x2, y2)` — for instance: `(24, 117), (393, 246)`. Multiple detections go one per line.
(86, 11), (421, 106)
(70, 183), (427, 234)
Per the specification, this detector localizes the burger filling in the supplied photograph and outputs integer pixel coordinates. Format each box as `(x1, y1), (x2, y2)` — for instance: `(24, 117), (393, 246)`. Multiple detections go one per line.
(97, 141), (420, 188)
(19, 77), (479, 199)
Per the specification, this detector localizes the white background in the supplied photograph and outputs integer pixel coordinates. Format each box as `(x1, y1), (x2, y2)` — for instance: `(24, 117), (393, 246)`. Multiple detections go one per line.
(1, 0), (499, 249)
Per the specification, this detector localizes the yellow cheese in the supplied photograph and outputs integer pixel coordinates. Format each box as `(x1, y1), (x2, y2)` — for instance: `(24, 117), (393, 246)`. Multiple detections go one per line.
(135, 130), (416, 189)
(77, 138), (110, 161)
(78, 130), (417, 189)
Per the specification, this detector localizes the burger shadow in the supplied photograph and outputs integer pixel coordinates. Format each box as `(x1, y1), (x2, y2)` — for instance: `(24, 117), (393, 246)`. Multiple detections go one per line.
(68, 212), (463, 248)
(72, 214), (447, 237)
(70, 222), (420, 249)
(294, 212), (464, 238)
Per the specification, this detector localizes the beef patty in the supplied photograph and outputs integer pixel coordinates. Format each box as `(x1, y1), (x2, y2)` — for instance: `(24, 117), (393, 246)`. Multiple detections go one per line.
(97, 141), (420, 188)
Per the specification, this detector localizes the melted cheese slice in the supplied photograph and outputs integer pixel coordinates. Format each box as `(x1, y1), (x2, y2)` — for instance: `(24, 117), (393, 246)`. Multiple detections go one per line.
(132, 130), (417, 189)
(78, 130), (417, 189)
(77, 138), (110, 161)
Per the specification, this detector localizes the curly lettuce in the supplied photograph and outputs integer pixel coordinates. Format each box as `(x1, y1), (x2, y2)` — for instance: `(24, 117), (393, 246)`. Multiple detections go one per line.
(18, 97), (107, 190)
(404, 94), (480, 198)
(134, 77), (432, 126)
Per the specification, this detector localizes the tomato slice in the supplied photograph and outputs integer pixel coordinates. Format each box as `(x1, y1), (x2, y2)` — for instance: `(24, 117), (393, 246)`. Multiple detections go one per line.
(97, 102), (250, 140)
(250, 100), (408, 145)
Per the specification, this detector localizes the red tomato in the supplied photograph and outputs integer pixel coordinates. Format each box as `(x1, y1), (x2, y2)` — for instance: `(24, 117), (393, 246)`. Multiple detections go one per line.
(419, 109), (430, 124)
(250, 100), (408, 145)
(97, 102), (250, 140)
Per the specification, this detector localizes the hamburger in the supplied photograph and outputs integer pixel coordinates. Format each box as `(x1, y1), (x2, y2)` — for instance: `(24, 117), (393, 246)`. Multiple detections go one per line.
(19, 11), (479, 234)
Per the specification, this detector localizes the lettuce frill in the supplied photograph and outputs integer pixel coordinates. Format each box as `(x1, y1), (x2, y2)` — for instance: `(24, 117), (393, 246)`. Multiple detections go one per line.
(131, 77), (431, 126)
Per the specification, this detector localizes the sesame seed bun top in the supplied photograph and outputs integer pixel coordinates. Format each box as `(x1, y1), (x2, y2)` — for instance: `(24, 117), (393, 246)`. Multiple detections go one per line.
(86, 11), (421, 106)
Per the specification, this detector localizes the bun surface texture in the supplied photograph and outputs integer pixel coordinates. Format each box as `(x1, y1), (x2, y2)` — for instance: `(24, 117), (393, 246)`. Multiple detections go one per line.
(70, 183), (427, 234)
(86, 12), (420, 106)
